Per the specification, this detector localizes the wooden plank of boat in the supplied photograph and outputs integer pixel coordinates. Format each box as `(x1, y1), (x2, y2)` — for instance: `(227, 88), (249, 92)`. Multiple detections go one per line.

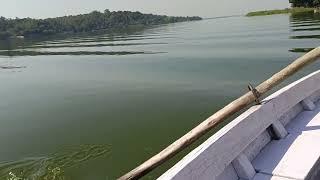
(158, 70), (320, 180)
(252, 102), (320, 180)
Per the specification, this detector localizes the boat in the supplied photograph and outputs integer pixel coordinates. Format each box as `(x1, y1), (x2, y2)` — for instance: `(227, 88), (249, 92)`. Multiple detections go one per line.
(159, 69), (320, 180)
(120, 47), (320, 180)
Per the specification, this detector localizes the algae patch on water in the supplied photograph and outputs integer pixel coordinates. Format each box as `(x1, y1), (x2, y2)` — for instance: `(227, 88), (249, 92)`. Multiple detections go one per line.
(0, 144), (111, 180)
(289, 48), (315, 53)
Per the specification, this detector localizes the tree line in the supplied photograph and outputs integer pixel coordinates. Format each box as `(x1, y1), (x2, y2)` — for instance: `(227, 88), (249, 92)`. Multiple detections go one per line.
(290, 0), (320, 7)
(0, 10), (202, 39)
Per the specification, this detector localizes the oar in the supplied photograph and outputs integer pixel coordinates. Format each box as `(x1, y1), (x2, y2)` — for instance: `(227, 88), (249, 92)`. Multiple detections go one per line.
(119, 47), (320, 180)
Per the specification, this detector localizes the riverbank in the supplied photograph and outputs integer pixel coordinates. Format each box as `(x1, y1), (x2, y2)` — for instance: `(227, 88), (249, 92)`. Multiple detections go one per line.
(246, 7), (316, 17)
(0, 10), (202, 40)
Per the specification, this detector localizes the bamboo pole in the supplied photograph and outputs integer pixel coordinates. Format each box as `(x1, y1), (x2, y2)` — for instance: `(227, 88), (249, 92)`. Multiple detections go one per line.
(119, 47), (320, 180)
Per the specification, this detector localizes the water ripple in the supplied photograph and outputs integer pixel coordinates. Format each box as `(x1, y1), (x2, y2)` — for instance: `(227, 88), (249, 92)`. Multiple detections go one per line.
(23, 42), (168, 49)
(289, 47), (315, 53)
(291, 27), (320, 31)
(290, 34), (320, 39)
(289, 13), (320, 53)
(0, 50), (165, 57)
(35, 36), (172, 46)
(291, 23), (320, 27)
(0, 25), (174, 57)
(0, 145), (111, 180)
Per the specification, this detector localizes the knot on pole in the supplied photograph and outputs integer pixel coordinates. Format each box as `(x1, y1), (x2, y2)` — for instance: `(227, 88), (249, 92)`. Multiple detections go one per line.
(248, 83), (261, 105)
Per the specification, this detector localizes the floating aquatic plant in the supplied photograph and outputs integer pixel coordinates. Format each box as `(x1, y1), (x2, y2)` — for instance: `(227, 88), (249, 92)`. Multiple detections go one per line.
(0, 144), (111, 180)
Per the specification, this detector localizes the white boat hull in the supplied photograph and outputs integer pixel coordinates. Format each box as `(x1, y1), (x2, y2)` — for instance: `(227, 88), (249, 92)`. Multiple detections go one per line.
(159, 70), (320, 180)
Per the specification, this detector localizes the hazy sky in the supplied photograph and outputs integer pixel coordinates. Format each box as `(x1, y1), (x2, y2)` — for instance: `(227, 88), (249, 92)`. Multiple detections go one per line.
(1, 0), (289, 19)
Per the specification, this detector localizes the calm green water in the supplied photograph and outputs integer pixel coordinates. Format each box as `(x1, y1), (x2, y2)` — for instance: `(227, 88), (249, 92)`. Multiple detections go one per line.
(0, 13), (320, 180)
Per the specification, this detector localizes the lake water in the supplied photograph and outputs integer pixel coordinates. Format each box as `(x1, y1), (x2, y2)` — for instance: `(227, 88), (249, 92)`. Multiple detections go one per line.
(0, 13), (320, 180)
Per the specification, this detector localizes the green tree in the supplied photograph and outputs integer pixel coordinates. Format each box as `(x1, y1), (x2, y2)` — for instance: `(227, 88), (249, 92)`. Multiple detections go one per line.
(290, 0), (320, 7)
(0, 10), (202, 39)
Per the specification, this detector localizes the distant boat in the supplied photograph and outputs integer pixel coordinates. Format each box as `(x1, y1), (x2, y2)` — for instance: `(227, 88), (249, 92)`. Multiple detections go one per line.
(16, 35), (24, 39)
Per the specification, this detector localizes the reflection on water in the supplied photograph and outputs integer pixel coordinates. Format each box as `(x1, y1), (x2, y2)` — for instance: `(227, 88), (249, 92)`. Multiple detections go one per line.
(0, 145), (111, 180)
(22, 42), (167, 49)
(290, 34), (320, 39)
(0, 66), (26, 69)
(1, 14), (320, 180)
(292, 27), (320, 31)
(0, 26), (170, 57)
(0, 13), (319, 57)
(289, 12), (320, 52)
(291, 23), (320, 27)
(289, 47), (314, 52)
(0, 50), (163, 57)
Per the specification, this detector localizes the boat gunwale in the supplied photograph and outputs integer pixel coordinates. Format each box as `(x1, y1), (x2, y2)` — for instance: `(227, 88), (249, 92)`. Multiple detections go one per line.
(158, 70), (320, 180)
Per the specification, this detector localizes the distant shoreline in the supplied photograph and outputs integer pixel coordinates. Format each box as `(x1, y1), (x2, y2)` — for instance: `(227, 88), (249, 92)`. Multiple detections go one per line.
(246, 7), (316, 17)
(0, 10), (202, 40)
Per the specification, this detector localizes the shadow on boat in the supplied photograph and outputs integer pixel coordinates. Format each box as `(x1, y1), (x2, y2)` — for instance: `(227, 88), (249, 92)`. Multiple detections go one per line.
(255, 101), (320, 180)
